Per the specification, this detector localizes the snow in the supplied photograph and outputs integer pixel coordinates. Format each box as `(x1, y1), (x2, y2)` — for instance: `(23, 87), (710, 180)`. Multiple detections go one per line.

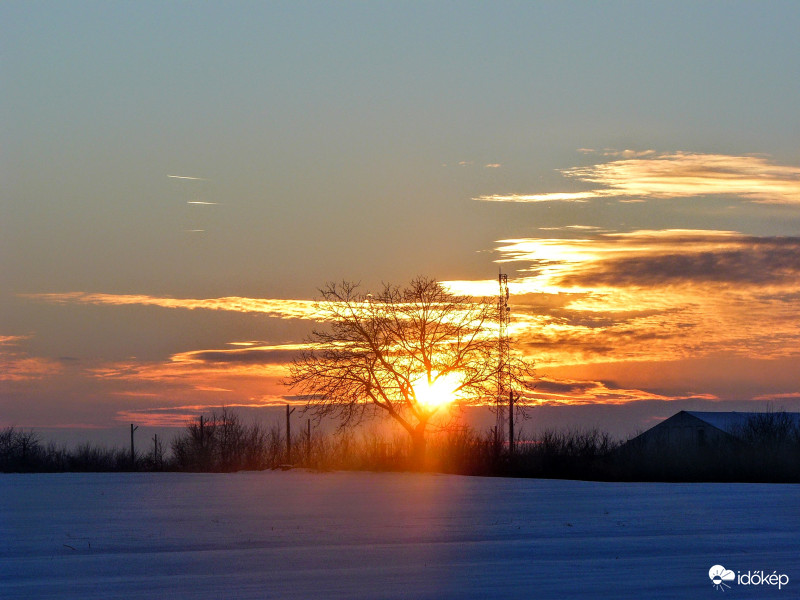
(2, 471), (798, 599)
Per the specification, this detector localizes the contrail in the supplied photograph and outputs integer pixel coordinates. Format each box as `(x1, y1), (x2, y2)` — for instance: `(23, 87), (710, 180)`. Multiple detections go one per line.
(184, 229), (206, 233)
(168, 175), (209, 181)
(187, 201), (220, 205)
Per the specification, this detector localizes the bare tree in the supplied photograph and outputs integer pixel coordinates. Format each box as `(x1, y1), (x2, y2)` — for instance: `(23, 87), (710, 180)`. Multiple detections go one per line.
(287, 276), (533, 467)
(170, 408), (275, 472)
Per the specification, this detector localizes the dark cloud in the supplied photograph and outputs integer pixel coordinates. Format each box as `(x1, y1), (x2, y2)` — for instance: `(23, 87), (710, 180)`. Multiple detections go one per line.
(559, 236), (800, 287)
(535, 379), (599, 395)
(189, 348), (303, 365)
(283, 394), (323, 401)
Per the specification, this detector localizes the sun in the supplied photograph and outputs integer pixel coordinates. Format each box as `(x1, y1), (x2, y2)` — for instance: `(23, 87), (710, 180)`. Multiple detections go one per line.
(412, 371), (463, 410)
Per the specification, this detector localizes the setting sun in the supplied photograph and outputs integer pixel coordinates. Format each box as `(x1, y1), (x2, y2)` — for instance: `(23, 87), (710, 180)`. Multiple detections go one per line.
(412, 371), (464, 410)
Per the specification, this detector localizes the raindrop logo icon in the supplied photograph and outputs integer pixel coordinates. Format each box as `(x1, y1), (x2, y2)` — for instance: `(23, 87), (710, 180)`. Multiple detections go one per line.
(709, 565), (736, 591)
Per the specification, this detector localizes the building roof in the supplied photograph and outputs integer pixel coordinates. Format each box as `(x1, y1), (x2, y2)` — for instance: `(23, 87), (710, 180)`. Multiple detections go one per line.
(685, 411), (800, 435)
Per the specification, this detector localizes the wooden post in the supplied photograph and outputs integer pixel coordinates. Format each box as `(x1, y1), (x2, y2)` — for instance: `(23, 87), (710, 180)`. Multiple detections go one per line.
(285, 404), (296, 464)
(508, 390), (515, 455)
(152, 434), (160, 470)
(306, 418), (311, 463)
(130, 423), (139, 468)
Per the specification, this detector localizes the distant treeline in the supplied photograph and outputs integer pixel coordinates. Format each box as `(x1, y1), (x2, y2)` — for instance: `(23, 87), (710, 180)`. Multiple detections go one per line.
(3, 410), (800, 482)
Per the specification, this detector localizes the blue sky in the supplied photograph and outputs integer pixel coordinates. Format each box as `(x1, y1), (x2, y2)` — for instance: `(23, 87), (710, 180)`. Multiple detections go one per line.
(3, 2), (800, 437)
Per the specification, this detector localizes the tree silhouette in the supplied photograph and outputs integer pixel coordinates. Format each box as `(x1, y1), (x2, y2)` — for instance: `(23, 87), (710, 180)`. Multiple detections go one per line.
(287, 276), (533, 467)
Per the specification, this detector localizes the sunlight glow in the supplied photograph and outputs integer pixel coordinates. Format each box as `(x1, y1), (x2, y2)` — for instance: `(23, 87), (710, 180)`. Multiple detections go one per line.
(412, 371), (464, 410)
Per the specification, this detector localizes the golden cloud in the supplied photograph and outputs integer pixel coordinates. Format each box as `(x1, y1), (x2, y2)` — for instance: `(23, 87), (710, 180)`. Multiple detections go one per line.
(474, 191), (601, 203)
(22, 292), (322, 320)
(445, 229), (800, 367)
(475, 152), (800, 204)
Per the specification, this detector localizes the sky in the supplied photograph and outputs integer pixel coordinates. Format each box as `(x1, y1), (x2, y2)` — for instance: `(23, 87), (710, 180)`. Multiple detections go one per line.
(3, 1), (800, 441)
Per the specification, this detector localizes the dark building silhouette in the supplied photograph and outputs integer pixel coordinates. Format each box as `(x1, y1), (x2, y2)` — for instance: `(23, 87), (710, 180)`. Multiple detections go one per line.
(627, 410), (800, 452)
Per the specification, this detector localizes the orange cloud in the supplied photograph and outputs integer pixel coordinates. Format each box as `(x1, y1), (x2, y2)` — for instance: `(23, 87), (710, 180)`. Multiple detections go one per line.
(86, 342), (308, 415)
(92, 356), (290, 384)
(0, 335), (63, 381)
(0, 356), (63, 381)
(751, 392), (800, 402)
(114, 400), (294, 427)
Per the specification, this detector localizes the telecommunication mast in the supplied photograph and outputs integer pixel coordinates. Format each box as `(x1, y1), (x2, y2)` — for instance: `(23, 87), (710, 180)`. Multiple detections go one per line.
(497, 272), (513, 452)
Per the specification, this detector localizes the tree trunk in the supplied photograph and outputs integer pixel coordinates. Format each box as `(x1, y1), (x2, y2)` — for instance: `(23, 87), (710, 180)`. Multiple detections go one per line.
(409, 423), (428, 470)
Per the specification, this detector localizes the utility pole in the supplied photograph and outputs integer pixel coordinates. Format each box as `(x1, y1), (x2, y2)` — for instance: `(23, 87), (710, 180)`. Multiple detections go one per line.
(306, 418), (311, 463)
(508, 390), (515, 454)
(286, 404), (296, 464)
(152, 434), (161, 470)
(130, 423), (139, 468)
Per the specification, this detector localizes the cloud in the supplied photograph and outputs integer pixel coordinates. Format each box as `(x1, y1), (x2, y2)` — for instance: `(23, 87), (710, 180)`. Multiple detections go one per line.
(83, 357), (290, 421)
(86, 342), (311, 407)
(539, 225), (604, 231)
(115, 409), (200, 428)
(555, 233), (800, 287)
(487, 230), (800, 290)
(475, 151), (800, 204)
(0, 356), (63, 381)
(22, 292), (322, 320)
(167, 174), (209, 181)
(170, 343), (311, 365)
(115, 401), (293, 427)
(444, 229), (800, 367)
(751, 392), (800, 402)
(0, 335), (63, 381)
(531, 377), (718, 405)
(564, 152), (800, 203)
(599, 149), (657, 158)
(22, 291), (484, 325)
(91, 356), (290, 383)
(475, 191), (601, 203)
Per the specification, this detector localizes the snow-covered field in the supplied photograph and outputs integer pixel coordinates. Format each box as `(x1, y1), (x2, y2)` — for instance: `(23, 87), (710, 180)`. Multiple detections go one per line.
(2, 471), (798, 599)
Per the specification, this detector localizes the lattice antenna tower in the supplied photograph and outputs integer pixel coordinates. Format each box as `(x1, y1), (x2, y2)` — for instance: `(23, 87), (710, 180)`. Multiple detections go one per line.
(496, 272), (511, 444)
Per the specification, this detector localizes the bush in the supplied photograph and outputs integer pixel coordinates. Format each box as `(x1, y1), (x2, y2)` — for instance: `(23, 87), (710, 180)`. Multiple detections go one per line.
(171, 408), (275, 472)
(4, 410), (799, 481)
(0, 427), (43, 472)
